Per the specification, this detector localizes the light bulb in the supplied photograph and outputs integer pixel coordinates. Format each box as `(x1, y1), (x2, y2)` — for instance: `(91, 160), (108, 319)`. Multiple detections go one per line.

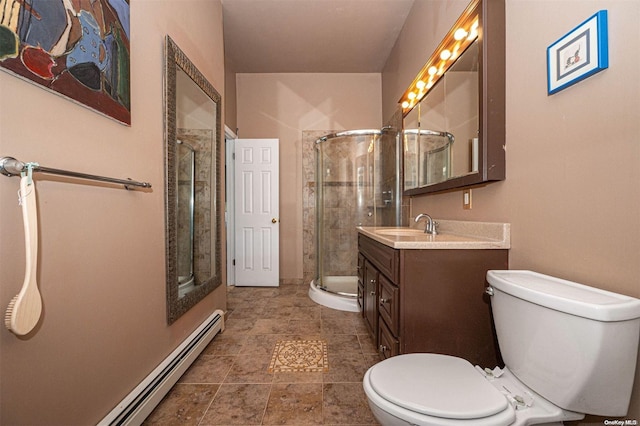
(440, 49), (451, 60)
(416, 80), (426, 90)
(402, 101), (410, 109)
(451, 44), (460, 59)
(469, 20), (479, 39)
(408, 91), (416, 100)
(428, 66), (437, 76)
(454, 28), (468, 41)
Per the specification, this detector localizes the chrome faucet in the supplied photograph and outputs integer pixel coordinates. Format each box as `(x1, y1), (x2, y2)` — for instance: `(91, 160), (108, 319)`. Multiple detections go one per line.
(415, 213), (438, 235)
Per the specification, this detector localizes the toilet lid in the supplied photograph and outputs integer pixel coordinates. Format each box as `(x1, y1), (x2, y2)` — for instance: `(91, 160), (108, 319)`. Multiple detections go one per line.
(368, 353), (509, 420)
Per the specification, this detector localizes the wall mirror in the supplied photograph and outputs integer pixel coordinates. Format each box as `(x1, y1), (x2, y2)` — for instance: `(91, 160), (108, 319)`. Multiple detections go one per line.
(401, 0), (505, 195)
(164, 36), (222, 324)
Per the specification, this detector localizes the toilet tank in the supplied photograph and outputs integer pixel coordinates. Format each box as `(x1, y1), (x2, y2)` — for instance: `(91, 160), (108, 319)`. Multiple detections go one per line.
(486, 270), (640, 417)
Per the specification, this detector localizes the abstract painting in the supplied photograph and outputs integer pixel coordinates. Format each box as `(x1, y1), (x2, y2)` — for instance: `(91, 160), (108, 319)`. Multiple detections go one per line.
(0, 0), (131, 124)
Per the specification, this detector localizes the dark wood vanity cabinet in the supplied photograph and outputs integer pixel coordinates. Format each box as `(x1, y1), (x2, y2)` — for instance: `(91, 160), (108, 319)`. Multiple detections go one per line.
(358, 233), (508, 368)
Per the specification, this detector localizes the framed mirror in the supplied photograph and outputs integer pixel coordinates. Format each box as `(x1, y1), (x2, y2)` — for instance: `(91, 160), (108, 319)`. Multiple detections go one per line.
(401, 0), (505, 195)
(164, 36), (222, 324)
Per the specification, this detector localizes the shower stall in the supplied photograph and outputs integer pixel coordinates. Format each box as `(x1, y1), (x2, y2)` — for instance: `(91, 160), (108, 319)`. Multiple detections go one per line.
(177, 139), (196, 298)
(309, 129), (402, 312)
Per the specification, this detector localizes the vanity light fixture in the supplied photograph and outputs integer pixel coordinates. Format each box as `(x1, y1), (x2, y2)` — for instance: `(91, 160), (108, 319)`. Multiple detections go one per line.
(399, 0), (480, 115)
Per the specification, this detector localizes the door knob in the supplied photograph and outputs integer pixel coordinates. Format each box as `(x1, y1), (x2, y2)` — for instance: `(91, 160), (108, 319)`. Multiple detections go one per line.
(272, 218), (278, 223)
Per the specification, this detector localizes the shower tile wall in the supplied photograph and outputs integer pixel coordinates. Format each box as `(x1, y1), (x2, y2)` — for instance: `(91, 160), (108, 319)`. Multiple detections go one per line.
(177, 128), (213, 284)
(324, 183), (359, 277)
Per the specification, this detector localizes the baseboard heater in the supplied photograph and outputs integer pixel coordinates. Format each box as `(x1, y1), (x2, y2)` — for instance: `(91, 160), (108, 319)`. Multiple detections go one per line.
(98, 310), (225, 426)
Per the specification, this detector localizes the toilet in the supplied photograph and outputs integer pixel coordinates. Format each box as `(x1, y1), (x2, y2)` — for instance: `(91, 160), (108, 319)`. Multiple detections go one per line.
(364, 270), (640, 425)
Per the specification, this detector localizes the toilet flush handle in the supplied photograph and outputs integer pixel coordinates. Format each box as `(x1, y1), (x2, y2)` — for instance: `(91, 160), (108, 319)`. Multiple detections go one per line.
(485, 286), (494, 296)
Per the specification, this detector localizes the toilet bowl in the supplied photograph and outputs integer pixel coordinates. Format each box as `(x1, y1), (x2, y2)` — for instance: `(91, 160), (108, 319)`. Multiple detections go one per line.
(363, 270), (640, 426)
(363, 353), (583, 426)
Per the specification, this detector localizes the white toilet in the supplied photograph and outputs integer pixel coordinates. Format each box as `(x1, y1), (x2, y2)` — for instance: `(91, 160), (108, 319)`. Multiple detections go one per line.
(364, 270), (640, 425)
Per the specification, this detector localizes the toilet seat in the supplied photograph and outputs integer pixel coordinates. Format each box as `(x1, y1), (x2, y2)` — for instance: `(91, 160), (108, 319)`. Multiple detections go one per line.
(365, 353), (515, 425)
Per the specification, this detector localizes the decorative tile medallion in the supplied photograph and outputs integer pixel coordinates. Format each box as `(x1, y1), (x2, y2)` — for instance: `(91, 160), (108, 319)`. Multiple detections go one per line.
(268, 340), (329, 373)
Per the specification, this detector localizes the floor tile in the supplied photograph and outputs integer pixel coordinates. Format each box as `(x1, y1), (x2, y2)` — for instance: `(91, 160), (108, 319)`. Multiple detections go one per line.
(287, 319), (322, 334)
(273, 370), (323, 384)
(203, 333), (247, 356)
(357, 334), (379, 355)
(199, 383), (271, 425)
(250, 318), (293, 334)
(324, 334), (364, 354)
(323, 352), (369, 383)
(262, 383), (323, 425)
(321, 317), (359, 334)
(178, 355), (235, 384)
(143, 383), (218, 426)
(239, 334), (282, 357)
(225, 354), (274, 384)
(322, 383), (378, 425)
(290, 306), (322, 320)
(224, 317), (257, 335)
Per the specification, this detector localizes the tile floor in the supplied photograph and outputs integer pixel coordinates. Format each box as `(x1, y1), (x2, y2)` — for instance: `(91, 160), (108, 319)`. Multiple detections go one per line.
(144, 282), (381, 425)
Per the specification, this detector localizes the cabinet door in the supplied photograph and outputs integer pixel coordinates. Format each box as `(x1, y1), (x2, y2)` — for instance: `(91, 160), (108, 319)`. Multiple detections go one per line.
(378, 274), (399, 336)
(363, 259), (378, 340)
(378, 317), (399, 359)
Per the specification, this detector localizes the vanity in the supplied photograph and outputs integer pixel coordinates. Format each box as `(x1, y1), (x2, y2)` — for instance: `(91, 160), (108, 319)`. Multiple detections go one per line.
(357, 221), (509, 367)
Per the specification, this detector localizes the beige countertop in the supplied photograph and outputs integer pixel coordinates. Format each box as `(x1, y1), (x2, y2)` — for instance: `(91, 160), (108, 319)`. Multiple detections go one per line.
(357, 220), (510, 250)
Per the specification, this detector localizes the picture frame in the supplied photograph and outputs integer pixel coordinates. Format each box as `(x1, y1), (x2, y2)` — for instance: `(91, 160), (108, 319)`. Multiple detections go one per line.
(547, 10), (608, 95)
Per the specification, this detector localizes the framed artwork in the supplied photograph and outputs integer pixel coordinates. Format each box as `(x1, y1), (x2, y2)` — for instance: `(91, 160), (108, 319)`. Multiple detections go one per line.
(0, 0), (131, 125)
(547, 10), (608, 95)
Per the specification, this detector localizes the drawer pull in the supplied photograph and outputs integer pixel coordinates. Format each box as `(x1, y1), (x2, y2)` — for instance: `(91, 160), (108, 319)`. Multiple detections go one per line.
(370, 279), (376, 284)
(379, 345), (388, 353)
(370, 291), (376, 296)
(380, 298), (389, 304)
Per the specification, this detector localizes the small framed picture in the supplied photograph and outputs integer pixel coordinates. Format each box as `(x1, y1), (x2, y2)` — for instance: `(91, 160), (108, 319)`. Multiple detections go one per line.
(547, 10), (608, 95)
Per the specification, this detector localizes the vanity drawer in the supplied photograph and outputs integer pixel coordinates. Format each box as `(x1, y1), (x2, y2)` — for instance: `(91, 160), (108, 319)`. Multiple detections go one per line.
(378, 274), (399, 336)
(358, 234), (399, 283)
(378, 318), (399, 359)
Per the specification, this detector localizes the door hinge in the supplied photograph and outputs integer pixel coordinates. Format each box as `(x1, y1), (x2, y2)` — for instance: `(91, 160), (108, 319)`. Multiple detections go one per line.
(232, 259), (236, 266)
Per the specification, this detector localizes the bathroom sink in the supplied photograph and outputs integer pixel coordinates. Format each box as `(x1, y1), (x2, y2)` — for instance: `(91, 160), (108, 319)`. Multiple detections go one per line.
(374, 228), (426, 236)
(359, 222), (511, 250)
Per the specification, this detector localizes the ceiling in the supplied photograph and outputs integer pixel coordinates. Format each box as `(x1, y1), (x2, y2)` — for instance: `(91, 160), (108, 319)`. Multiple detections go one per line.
(221, 0), (416, 73)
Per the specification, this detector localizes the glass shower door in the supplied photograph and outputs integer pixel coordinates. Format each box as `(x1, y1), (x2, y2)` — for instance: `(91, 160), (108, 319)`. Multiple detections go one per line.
(316, 132), (380, 296)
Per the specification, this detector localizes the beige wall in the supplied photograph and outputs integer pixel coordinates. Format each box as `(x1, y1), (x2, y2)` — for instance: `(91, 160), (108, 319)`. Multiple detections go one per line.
(225, 58), (238, 132)
(236, 73), (382, 280)
(0, 1), (226, 424)
(383, 0), (640, 420)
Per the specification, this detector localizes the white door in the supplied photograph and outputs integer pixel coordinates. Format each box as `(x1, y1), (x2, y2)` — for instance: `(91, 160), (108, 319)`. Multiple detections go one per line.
(234, 139), (279, 286)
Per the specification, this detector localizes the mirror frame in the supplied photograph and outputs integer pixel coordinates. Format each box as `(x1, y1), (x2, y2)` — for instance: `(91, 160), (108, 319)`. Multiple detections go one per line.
(164, 35), (223, 324)
(403, 0), (505, 195)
